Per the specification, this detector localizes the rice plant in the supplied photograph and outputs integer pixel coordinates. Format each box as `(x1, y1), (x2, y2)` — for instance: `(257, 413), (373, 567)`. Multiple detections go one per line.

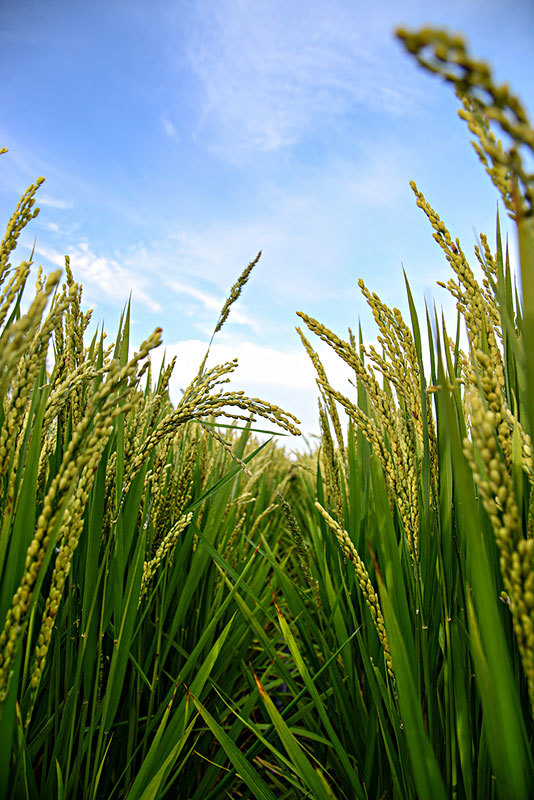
(1, 24), (533, 800)
(0, 162), (301, 798)
(197, 28), (534, 800)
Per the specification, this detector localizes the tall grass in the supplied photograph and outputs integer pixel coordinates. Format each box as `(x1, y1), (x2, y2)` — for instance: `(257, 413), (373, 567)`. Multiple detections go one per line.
(191, 28), (534, 800)
(0, 170), (301, 798)
(0, 25), (533, 800)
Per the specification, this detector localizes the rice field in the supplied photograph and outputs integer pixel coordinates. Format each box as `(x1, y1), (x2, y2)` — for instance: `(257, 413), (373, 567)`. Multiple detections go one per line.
(0, 27), (533, 800)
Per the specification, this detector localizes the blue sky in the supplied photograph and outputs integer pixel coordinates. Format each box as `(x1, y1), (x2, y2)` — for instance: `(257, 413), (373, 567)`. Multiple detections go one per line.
(1, 0), (533, 448)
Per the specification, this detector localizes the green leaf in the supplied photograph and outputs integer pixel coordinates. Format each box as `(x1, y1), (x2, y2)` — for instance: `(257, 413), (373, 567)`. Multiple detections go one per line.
(254, 671), (338, 800)
(272, 593), (365, 799)
(190, 692), (279, 800)
(379, 581), (447, 800)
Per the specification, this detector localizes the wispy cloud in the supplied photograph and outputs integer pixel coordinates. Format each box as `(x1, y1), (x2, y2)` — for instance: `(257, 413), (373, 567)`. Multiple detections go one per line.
(186, 0), (418, 159)
(169, 279), (260, 330)
(162, 142), (416, 307)
(38, 221), (60, 233)
(170, 281), (221, 312)
(162, 117), (180, 143)
(38, 194), (73, 210)
(34, 241), (163, 313)
(165, 226), (269, 291)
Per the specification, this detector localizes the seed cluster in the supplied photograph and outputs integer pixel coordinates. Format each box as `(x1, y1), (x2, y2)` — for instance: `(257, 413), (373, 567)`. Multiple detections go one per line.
(396, 27), (534, 219)
(315, 502), (394, 681)
(139, 512), (193, 604)
(298, 29), (534, 715)
(463, 379), (534, 709)
(297, 292), (430, 565)
(0, 163), (301, 713)
(278, 491), (318, 602)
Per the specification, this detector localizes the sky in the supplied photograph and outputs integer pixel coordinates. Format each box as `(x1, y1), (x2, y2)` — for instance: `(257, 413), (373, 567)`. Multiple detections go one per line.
(1, 0), (533, 451)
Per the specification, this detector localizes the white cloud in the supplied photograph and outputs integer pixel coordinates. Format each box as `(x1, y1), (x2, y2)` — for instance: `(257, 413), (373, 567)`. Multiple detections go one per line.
(162, 117), (180, 143)
(35, 241), (163, 313)
(166, 228), (267, 290)
(186, 0), (419, 159)
(162, 143), (415, 311)
(170, 281), (221, 312)
(39, 221), (60, 233)
(169, 279), (260, 331)
(38, 194), (73, 210)
(147, 336), (360, 447)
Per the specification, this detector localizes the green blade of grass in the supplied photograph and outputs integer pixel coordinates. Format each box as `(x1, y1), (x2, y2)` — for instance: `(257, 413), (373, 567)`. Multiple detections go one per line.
(436, 331), (532, 798)
(253, 670), (338, 800)
(189, 690), (279, 800)
(518, 216), (534, 438)
(378, 580), (447, 800)
(126, 611), (238, 799)
(272, 592), (365, 799)
(466, 590), (529, 800)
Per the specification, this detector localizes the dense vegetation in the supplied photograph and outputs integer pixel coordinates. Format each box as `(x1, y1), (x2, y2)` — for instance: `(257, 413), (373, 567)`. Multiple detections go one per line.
(0, 27), (533, 800)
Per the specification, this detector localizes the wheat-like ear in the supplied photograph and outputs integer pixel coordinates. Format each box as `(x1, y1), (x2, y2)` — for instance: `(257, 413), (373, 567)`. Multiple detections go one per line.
(197, 251), (262, 377)
(215, 251), (261, 334)
(396, 27), (534, 220)
(315, 502), (394, 681)
(0, 175), (45, 283)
